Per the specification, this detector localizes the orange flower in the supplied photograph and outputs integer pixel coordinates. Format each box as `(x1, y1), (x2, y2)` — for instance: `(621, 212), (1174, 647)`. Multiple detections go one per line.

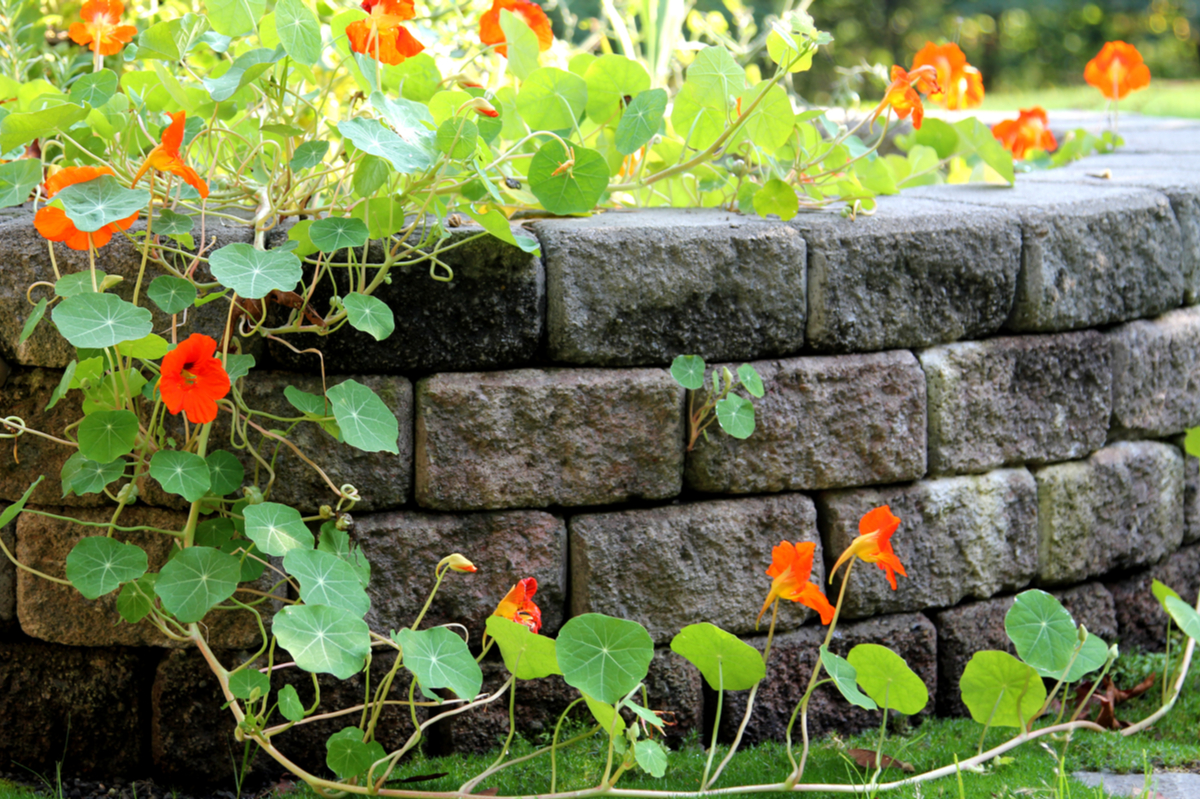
(493, 577), (542, 633)
(158, 334), (231, 425)
(346, 0), (425, 65)
(479, 0), (553, 58)
(440, 553), (477, 573)
(992, 107), (1058, 159)
(131, 112), (210, 199)
(911, 42), (984, 110)
(830, 506), (907, 591)
(1084, 41), (1151, 101)
(757, 541), (836, 627)
(872, 64), (941, 130)
(68, 0), (137, 56)
(34, 166), (138, 251)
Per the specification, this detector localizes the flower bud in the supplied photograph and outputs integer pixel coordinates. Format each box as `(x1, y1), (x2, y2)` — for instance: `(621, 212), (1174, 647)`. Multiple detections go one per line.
(117, 481), (138, 504)
(336, 512), (353, 531)
(458, 97), (500, 118)
(319, 504), (333, 519)
(439, 553), (477, 573)
(243, 486), (264, 505)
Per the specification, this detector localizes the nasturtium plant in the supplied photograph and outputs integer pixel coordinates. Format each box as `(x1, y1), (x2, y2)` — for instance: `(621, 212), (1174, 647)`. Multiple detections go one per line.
(243, 502), (315, 556)
(960, 650), (1047, 729)
(65, 537), (148, 600)
(273, 604), (371, 680)
(846, 644), (928, 715)
(486, 616), (561, 680)
(670, 622), (765, 691)
(394, 626), (483, 701)
(556, 614), (654, 704)
(155, 546), (242, 623)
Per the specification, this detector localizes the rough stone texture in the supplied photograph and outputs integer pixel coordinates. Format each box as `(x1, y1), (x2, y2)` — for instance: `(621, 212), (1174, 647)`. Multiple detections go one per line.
(790, 196), (1023, 353)
(919, 330), (1112, 475)
(570, 494), (822, 644)
(354, 509), (567, 635)
(817, 469), (1038, 618)
(1118, 123), (1200, 155)
(0, 508), (14, 632)
(0, 640), (143, 777)
(530, 209), (807, 366)
(1108, 306), (1200, 439)
(266, 223), (543, 374)
(1176, 434), (1200, 545)
(0, 208), (258, 369)
(934, 583), (1119, 716)
(1106, 543), (1200, 651)
(909, 182), (1185, 332)
(720, 613), (937, 744)
(416, 368), (684, 510)
(16, 505), (282, 647)
(1034, 441), (1184, 585)
(686, 351), (926, 494)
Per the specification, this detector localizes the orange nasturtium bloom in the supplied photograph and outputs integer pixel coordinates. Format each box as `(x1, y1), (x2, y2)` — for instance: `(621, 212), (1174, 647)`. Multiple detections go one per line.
(493, 577), (542, 633)
(992, 107), (1058, 159)
(757, 541), (836, 627)
(158, 334), (232, 425)
(1084, 41), (1151, 101)
(910, 42), (984, 110)
(872, 64), (941, 130)
(131, 111), (210, 199)
(479, 0), (554, 58)
(68, 0), (137, 56)
(34, 166), (138, 251)
(830, 505), (907, 591)
(346, 0), (425, 66)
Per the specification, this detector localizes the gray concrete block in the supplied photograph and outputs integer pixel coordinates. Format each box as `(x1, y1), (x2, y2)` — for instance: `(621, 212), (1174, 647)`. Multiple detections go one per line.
(530, 209), (806, 366)
(569, 494), (822, 645)
(1035, 441), (1184, 585)
(1109, 306), (1200, 439)
(686, 351), (926, 493)
(920, 330), (1112, 475)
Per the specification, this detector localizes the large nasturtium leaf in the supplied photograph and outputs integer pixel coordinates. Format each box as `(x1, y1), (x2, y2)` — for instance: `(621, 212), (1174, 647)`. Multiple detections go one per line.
(283, 549), (371, 617)
(614, 88), (667, 156)
(516, 67), (587, 131)
(819, 646), (877, 711)
(57, 175), (147, 232)
(117, 333), (170, 360)
(556, 613), (653, 704)
(62, 452), (126, 495)
(274, 0), (320, 65)
(485, 616), (561, 680)
(670, 622), (764, 691)
(1, 104), (88, 153)
(959, 650), (1046, 729)
(52, 293), (153, 349)
(0, 159), (43, 207)
(155, 546), (242, 623)
(326, 379), (399, 454)
(77, 409), (139, 463)
(715, 394), (755, 439)
(206, 0), (265, 37)
(394, 626), (483, 701)
(730, 82), (794, 153)
(149, 449), (212, 502)
(243, 501), (314, 556)
(1005, 589), (1079, 675)
(69, 69), (119, 106)
(309, 216), (369, 252)
(341, 294), (394, 342)
(527, 140), (609, 216)
(147, 275), (197, 315)
(209, 243), (302, 299)
(846, 643), (927, 715)
(274, 604), (371, 679)
(205, 450), (244, 496)
(65, 537), (148, 599)
(338, 116), (433, 175)
(137, 13), (210, 60)
(685, 45), (745, 105)
(670, 355), (705, 390)
(325, 726), (386, 780)
(497, 9), (539, 80)
(584, 55), (650, 123)
(1165, 595), (1200, 642)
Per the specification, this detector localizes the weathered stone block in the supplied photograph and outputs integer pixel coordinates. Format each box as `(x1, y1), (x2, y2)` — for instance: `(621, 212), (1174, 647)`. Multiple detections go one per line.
(791, 196), (1022, 353)
(415, 368), (684, 510)
(16, 505), (282, 647)
(1106, 543), (1200, 651)
(570, 494), (822, 644)
(354, 508), (567, 635)
(686, 351), (926, 494)
(910, 182), (1185, 332)
(1109, 306), (1200, 439)
(0, 640), (143, 778)
(530, 209), (806, 366)
(1034, 441), (1184, 585)
(1178, 435), (1200, 545)
(817, 469), (1038, 618)
(920, 330), (1112, 475)
(720, 613), (937, 744)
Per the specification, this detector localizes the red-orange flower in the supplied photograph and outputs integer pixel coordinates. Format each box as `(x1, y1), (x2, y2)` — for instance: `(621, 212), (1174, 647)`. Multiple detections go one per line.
(757, 541), (836, 627)
(131, 112), (210, 199)
(68, 0), (137, 56)
(1084, 41), (1151, 101)
(479, 0), (553, 58)
(911, 42), (984, 110)
(872, 64), (941, 129)
(992, 107), (1058, 159)
(493, 577), (542, 633)
(830, 506), (907, 591)
(158, 334), (231, 425)
(346, 0), (425, 65)
(34, 166), (138, 251)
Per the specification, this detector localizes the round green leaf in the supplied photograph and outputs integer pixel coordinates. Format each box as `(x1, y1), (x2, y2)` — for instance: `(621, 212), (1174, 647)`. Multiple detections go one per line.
(910, 118), (959, 160)
(52, 293), (153, 349)
(615, 88), (667, 156)
(0, 157), (44, 208)
(155, 208), (194, 236)
(65, 537), (148, 600)
(69, 70), (119, 106)
(715, 394), (755, 439)
(325, 726), (386, 780)
(556, 613), (654, 704)
(1165, 595), (1200, 642)
(291, 140), (330, 172)
(62, 452), (126, 495)
(517, 67), (587, 131)
(209, 243), (302, 300)
(584, 55), (650, 123)
(309, 217), (369, 252)
(77, 409), (139, 463)
(730, 82), (794, 153)
(394, 626), (483, 701)
(737, 363), (764, 398)
(57, 174), (147, 233)
(284, 549), (371, 617)
(229, 667), (270, 700)
(327, 379), (399, 454)
(766, 30), (814, 73)
(1005, 589), (1079, 675)
(206, 450), (245, 496)
(243, 501), (315, 556)
(338, 116), (433, 175)
(670, 355), (706, 390)
(685, 46), (745, 103)
(277, 684), (305, 721)
(1058, 634), (1110, 682)
(155, 546), (242, 623)
(528, 141), (610, 216)
(275, 0), (320, 65)
(485, 616), (562, 680)
(117, 333), (170, 360)
(147, 276), (197, 315)
(56, 270), (110, 297)
(342, 294), (395, 342)
(753, 179), (800, 221)
(274, 604), (371, 679)
(317, 524), (371, 588)
(436, 118), (478, 160)
(116, 574), (158, 623)
(150, 449), (212, 502)
(670, 623), (764, 691)
(634, 739), (668, 778)
(960, 650), (1046, 729)
(819, 645), (877, 711)
(670, 82), (725, 150)
(846, 643), (928, 715)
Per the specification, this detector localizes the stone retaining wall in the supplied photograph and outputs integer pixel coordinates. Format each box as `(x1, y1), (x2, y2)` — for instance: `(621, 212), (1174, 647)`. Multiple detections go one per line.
(3, 114), (1200, 786)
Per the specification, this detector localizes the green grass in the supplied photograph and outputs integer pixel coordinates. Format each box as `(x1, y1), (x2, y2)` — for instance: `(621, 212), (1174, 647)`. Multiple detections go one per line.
(982, 80), (1200, 118)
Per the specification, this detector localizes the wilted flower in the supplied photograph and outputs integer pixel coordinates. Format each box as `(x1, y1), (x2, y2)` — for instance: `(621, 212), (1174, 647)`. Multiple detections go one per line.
(493, 577), (541, 633)
(440, 553), (477, 573)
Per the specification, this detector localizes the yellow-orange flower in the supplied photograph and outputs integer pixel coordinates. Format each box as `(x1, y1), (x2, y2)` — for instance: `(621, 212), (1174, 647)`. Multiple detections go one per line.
(872, 64), (941, 130)
(131, 111), (209, 199)
(992, 107), (1058, 159)
(911, 41), (984, 110)
(34, 166), (138, 251)
(1084, 41), (1151, 101)
(346, 0), (425, 65)
(479, 0), (553, 58)
(493, 577), (541, 633)
(68, 0), (137, 56)
(830, 506), (907, 591)
(757, 541), (836, 627)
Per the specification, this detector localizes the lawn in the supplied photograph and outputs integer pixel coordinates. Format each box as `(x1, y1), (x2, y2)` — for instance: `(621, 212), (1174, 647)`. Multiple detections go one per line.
(982, 80), (1200, 118)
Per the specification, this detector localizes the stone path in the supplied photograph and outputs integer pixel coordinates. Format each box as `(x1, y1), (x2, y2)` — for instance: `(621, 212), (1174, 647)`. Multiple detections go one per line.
(1074, 770), (1200, 799)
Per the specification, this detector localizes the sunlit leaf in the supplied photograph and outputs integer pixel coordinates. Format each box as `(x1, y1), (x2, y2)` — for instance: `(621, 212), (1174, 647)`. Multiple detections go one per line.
(556, 613), (653, 704)
(846, 643), (927, 715)
(209, 243), (302, 299)
(65, 537), (148, 599)
(394, 626), (483, 701)
(77, 410), (139, 463)
(284, 548), (371, 617)
(326, 379), (399, 454)
(670, 622), (764, 691)
(960, 650), (1045, 729)
(243, 501), (314, 556)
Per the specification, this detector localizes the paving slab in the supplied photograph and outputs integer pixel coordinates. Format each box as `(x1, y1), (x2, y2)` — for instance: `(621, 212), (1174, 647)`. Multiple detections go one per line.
(1074, 770), (1200, 799)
